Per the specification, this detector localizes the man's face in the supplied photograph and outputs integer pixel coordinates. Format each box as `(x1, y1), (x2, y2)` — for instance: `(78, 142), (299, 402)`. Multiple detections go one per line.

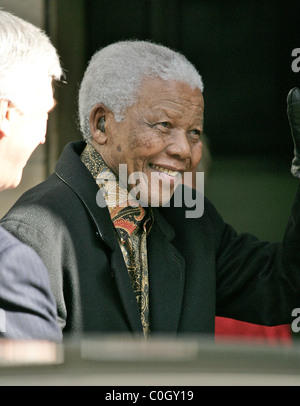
(0, 77), (55, 191)
(97, 77), (204, 206)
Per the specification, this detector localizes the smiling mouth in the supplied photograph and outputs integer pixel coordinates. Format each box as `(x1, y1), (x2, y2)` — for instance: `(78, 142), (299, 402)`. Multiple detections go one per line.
(150, 164), (180, 177)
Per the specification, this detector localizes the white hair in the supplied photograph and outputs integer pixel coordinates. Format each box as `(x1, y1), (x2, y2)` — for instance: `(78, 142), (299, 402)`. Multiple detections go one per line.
(0, 9), (62, 111)
(78, 40), (204, 141)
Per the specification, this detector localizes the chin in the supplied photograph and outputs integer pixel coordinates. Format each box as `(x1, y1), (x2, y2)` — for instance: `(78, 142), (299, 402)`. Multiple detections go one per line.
(10, 171), (23, 190)
(127, 177), (176, 208)
(0, 172), (21, 191)
(144, 188), (174, 208)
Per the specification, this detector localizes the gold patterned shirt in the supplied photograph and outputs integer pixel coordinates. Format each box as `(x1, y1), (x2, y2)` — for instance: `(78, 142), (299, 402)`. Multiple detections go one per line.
(81, 143), (153, 337)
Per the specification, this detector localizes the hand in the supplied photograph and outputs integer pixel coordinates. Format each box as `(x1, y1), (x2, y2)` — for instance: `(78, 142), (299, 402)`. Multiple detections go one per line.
(287, 87), (300, 179)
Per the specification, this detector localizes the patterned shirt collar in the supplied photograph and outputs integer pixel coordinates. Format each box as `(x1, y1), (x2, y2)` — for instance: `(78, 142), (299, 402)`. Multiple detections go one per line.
(81, 143), (153, 240)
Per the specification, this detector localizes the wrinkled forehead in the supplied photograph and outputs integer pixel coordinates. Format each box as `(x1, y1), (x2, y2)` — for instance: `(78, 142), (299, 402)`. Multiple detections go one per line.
(135, 76), (204, 115)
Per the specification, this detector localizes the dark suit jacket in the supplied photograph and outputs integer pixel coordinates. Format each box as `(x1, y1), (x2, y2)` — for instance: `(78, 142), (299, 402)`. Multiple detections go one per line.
(0, 226), (62, 341)
(1, 141), (300, 337)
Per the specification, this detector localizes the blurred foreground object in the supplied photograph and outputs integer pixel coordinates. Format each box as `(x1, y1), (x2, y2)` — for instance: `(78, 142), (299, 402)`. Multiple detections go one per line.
(0, 339), (63, 366)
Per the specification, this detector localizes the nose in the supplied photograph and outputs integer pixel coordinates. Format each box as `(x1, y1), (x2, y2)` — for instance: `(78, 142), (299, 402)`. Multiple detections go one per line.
(165, 130), (191, 162)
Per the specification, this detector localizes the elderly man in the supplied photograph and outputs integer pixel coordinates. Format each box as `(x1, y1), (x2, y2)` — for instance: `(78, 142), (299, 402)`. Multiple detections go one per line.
(0, 10), (63, 341)
(1, 40), (300, 339)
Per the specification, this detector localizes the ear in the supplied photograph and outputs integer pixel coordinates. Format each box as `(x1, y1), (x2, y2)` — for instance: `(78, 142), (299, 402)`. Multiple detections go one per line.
(89, 103), (109, 145)
(0, 99), (10, 140)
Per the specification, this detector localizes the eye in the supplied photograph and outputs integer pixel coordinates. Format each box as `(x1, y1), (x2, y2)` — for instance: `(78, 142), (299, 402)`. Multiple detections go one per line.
(189, 129), (202, 141)
(157, 121), (171, 130)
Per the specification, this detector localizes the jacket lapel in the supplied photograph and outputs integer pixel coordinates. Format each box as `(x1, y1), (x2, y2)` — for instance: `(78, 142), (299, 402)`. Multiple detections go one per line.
(78, 181), (144, 334)
(109, 246), (144, 335)
(147, 209), (185, 333)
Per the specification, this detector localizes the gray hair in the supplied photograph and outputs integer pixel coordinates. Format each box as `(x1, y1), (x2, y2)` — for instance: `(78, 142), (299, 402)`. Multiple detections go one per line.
(0, 9), (62, 111)
(78, 40), (204, 141)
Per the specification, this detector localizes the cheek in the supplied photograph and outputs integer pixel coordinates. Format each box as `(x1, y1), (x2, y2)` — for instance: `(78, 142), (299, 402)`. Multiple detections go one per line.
(127, 127), (165, 157)
(190, 142), (203, 168)
(31, 116), (48, 137)
(21, 116), (47, 145)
